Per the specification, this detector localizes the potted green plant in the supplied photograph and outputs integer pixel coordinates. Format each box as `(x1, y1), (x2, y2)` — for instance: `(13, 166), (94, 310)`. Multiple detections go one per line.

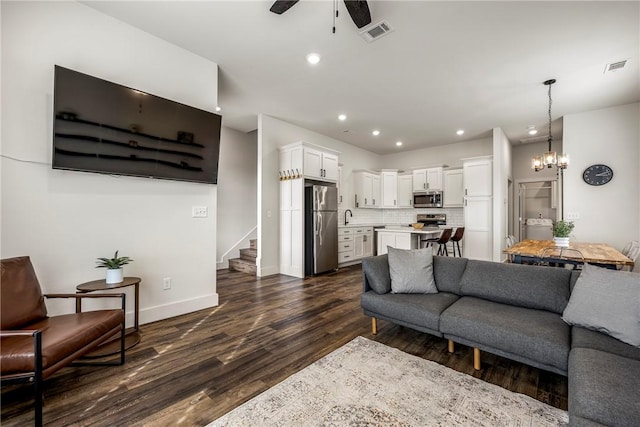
(96, 250), (133, 284)
(552, 220), (575, 248)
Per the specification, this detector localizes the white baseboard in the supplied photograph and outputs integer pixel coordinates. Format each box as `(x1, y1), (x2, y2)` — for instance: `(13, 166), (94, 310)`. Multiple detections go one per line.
(216, 260), (229, 270)
(257, 265), (280, 277)
(138, 293), (219, 325)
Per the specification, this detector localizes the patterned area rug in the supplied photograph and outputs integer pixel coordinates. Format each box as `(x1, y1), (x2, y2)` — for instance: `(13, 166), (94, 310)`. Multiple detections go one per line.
(209, 336), (568, 426)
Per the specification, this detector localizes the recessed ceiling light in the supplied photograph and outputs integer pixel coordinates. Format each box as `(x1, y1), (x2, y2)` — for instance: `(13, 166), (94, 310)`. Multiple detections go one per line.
(338, 114), (347, 121)
(456, 129), (465, 135)
(372, 130), (380, 136)
(395, 141), (403, 147)
(306, 53), (321, 65)
(527, 126), (537, 135)
(215, 106), (221, 112)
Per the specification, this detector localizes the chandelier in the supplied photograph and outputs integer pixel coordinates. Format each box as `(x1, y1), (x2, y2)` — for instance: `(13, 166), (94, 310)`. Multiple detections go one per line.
(531, 79), (569, 171)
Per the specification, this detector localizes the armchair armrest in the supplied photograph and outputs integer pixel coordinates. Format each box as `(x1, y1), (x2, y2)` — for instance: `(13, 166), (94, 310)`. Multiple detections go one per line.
(0, 329), (41, 338)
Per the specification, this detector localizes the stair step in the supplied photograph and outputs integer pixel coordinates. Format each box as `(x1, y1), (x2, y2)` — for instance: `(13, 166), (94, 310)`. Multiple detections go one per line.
(229, 258), (256, 275)
(240, 248), (257, 262)
(250, 239), (258, 250)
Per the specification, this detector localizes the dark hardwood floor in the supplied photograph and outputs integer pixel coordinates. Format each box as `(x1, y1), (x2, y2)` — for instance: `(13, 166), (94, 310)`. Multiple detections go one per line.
(1, 265), (568, 426)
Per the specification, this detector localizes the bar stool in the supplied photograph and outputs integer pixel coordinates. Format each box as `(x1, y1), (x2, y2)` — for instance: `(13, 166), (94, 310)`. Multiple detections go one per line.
(423, 228), (453, 256)
(450, 227), (465, 257)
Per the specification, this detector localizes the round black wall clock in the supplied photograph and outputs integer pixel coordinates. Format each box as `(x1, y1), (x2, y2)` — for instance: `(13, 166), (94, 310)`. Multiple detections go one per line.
(582, 164), (613, 186)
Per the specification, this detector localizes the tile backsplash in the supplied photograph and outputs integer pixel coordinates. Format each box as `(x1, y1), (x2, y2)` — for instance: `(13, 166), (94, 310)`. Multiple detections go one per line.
(339, 207), (464, 227)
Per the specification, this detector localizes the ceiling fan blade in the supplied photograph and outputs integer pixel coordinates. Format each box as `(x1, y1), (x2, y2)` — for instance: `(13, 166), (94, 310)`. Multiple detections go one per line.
(269, 0), (300, 15)
(343, 0), (372, 29)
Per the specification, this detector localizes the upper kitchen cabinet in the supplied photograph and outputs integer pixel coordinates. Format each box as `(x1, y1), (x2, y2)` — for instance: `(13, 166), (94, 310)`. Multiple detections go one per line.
(397, 173), (414, 208)
(381, 170), (398, 208)
(279, 141), (340, 183)
(413, 167), (443, 192)
(353, 170), (380, 208)
(463, 158), (492, 196)
(303, 146), (339, 182)
(443, 169), (464, 207)
(337, 165), (344, 206)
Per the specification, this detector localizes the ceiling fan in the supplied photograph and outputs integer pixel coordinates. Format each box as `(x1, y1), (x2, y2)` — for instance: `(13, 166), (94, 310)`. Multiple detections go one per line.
(270, 0), (372, 30)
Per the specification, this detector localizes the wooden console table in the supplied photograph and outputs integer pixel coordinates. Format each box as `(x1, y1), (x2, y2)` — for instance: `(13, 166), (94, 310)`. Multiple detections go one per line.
(504, 240), (634, 269)
(76, 276), (141, 357)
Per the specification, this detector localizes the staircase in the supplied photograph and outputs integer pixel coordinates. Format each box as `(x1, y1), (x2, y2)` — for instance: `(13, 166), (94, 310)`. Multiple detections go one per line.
(229, 239), (257, 275)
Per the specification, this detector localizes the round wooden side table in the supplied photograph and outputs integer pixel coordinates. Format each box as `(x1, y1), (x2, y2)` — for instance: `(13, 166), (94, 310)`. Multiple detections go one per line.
(76, 276), (142, 357)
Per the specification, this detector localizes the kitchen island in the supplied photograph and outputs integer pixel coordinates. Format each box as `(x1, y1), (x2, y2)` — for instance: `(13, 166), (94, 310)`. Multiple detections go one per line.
(376, 226), (442, 255)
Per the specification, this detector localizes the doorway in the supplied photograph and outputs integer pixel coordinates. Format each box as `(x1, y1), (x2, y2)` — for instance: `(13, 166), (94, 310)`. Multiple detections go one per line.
(516, 179), (557, 241)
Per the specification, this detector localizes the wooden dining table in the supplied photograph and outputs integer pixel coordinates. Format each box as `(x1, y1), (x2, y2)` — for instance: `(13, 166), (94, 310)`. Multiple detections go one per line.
(504, 239), (634, 269)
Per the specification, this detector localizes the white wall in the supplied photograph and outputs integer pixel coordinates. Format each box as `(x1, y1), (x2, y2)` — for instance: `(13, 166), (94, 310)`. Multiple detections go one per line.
(257, 114), (381, 276)
(216, 128), (257, 268)
(382, 138), (493, 170)
(1, 2), (220, 323)
(563, 103), (639, 261)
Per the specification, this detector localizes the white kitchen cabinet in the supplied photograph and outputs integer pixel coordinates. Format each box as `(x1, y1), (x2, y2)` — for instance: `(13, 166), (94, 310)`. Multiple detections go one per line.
(353, 171), (381, 208)
(397, 174), (413, 208)
(443, 169), (464, 207)
(303, 147), (339, 182)
(463, 159), (492, 196)
(338, 226), (373, 265)
(279, 142), (339, 278)
(381, 171), (398, 208)
(463, 157), (493, 261)
(376, 231), (416, 255)
(337, 165), (343, 206)
(413, 167), (443, 192)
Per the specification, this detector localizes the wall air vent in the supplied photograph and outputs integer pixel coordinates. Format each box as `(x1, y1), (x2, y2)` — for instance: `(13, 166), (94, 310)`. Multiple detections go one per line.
(604, 59), (628, 73)
(359, 20), (394, 43)
(518, 135), (550, 145)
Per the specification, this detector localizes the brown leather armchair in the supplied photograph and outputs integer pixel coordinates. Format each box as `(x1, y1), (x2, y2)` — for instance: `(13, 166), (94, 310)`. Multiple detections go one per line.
(1, 256), (126, 426)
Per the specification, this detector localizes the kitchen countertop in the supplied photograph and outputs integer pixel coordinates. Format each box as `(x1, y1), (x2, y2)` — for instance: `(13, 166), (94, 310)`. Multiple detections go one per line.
(376, 226), (442, 235)
(339, 223), (386, 228)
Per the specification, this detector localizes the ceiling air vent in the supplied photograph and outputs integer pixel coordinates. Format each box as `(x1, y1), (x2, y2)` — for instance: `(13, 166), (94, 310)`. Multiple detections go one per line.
(359, 20), (394, 43)
(604, 59), (628, 74)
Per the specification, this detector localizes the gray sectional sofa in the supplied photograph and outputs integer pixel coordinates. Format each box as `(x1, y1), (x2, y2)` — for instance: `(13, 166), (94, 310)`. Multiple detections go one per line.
(361, 254), (640, 427)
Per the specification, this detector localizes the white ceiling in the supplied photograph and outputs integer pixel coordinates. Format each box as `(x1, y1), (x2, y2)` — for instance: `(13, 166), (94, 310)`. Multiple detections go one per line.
(86, 1), (639, 155)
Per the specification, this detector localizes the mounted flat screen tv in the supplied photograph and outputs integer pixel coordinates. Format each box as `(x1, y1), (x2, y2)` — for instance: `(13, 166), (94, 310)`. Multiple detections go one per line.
(53, 65), (221, 184)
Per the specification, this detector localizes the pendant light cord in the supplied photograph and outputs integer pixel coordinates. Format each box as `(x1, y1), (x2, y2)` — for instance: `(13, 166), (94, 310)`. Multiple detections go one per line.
(547, 81), (553, 151)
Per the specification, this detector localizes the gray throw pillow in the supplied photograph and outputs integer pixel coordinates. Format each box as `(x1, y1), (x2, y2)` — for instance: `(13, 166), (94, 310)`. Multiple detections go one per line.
(387, 246), (438, 294)
(562, 263), (640, 347)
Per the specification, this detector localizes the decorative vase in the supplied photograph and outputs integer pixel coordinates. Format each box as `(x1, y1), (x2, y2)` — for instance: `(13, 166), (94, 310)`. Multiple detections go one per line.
(106, 268), (123, 284)
(553, 237), (570, 248)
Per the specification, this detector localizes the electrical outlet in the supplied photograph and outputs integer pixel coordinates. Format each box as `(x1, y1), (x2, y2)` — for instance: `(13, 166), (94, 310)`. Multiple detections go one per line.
(163, 277), (171, 290)
(192, 206), (208, 218)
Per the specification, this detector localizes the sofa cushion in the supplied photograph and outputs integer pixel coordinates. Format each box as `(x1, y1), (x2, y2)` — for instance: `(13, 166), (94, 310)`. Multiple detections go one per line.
(433, 256), (468, 295)
(1, 256), (48, 329)
(571, 327), (640, 361)
(362, 254), (391, 294)
(440, 297), (570, 373)
(361, 291), (459, 333)
(569, 347), (640, 427)
(563, 263), (640, 347)
(388, 247), (437, 294)
(459, 260), (571, 314)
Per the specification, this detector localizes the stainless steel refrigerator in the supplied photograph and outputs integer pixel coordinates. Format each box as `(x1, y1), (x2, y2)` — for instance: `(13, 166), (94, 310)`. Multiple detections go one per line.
(304, 185), (338, 275)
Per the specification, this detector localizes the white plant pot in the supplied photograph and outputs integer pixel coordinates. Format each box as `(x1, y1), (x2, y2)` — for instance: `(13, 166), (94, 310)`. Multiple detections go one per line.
(553, 237), (570, 248)
(106, 268), (123, 284)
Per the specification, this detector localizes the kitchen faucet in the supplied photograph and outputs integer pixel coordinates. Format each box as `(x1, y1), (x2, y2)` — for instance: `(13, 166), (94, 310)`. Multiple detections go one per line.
(344, 209), (353, 226)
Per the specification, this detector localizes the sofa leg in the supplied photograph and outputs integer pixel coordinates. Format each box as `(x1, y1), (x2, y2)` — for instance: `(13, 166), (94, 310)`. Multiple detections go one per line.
(448, 340), (454, 353)
(473, 347), (481, 370)
(371, 317), (377, 335)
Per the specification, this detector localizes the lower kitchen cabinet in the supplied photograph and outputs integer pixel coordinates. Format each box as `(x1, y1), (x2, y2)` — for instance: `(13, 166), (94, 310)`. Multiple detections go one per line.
(376, 231), (416, 255)
(338, 226), (374, 266)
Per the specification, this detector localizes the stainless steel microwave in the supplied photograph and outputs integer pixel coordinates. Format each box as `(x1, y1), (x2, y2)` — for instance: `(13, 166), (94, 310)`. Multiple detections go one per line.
(413, 191), (443, 208)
